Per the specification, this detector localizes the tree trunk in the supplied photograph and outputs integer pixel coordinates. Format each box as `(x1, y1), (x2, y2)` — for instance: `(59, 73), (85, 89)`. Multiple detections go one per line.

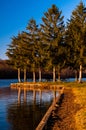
(33, 71), (36, 82)
(18, 68), (21, 82)
(79, 64), (82, 83)
(75, 70), (78, 82)
(53, 66), (56, 82)
(24, 68), (27, 82)
(39, 68), (42, 82)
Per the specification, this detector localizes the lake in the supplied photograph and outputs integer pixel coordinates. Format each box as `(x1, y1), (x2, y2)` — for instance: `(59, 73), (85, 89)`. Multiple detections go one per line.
(0, 79), (58, 130)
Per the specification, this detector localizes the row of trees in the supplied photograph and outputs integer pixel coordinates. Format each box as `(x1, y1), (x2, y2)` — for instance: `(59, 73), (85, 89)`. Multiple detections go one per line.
(6, 2), (86, 83)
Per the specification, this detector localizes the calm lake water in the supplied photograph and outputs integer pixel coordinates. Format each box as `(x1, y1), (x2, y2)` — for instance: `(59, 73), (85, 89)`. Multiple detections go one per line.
(0, 79), (58, 130)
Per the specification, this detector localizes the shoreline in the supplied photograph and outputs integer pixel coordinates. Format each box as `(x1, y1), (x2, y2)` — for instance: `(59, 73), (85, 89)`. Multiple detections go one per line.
(43, 84), (86, 130)
(43, 88), (81, 130)
(10, 82), (86, 130)
(10, 82), (64, 91)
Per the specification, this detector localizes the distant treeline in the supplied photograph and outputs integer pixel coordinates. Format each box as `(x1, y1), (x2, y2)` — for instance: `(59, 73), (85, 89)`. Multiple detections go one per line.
(0, 60), (86, 80)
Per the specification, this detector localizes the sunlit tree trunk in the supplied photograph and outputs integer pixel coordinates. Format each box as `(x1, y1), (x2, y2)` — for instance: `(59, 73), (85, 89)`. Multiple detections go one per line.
(18, 68), (21, 82)
(39, 68), (42, 82)
(79, 64), (82, 83)
(24, 68), (26, 82)
(53, 66), (56, 82)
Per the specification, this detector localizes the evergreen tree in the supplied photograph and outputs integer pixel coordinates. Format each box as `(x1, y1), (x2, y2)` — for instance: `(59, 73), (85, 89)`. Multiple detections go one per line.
(17, 32), (31, 82)
(26, 19), (39, 82)
(6, 36), (22, 82)
(6, 32), (32, 82)
(41, 4), (65, 82)
(66, 2), (86, 82)
(37, 27), (50, 82)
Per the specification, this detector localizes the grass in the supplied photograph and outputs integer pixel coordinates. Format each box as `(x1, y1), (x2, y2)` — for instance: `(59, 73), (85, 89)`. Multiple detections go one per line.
(62, 82), (86, 130)
(72, 86), (86, 130)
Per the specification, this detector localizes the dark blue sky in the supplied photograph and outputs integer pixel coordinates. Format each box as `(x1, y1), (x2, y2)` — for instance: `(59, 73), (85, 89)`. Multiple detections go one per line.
(0, 0), (85, 59)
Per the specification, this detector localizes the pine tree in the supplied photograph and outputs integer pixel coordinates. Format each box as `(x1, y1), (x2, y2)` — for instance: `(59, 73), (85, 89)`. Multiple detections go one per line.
(41, 4), (65, 82)
(26, 19), (39, 82)
(66, 2), (86, 82)
(6, 32), (32, 82)
(17, 32), (31, 82)
(6, 36), (22, 82)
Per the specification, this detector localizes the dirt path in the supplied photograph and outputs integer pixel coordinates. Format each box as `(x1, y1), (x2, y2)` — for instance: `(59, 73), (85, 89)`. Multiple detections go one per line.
(43, 88), (81, 130)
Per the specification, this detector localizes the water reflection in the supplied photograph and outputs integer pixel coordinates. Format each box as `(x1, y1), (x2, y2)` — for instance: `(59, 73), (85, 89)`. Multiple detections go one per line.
(6, 88), (58, 130)
(7, 101), (47, 130)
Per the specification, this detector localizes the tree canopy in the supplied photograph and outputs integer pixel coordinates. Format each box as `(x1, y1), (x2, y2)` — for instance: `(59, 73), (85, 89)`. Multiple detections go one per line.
(6, 2), (86, 82)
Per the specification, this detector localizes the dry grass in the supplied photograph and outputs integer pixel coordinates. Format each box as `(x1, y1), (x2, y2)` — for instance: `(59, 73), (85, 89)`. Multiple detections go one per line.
(63, 82), (86, 130)
(72, 86), (86, 130)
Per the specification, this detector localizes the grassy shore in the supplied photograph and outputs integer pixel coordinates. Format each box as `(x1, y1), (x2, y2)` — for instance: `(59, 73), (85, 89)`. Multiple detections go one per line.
(72, 83), (86, 130)
(43, 82), (86, 130)
(63, 82), (86, 130)
(61, 82), (86, 130)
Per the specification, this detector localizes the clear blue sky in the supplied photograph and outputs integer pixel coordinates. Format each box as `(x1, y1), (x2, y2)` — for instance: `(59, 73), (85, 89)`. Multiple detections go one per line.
(0, 0), (86, 59)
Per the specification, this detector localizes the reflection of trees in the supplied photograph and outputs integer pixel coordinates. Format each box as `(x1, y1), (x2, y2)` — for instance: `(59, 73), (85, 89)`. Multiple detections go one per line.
(7, 100), (51, 130)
